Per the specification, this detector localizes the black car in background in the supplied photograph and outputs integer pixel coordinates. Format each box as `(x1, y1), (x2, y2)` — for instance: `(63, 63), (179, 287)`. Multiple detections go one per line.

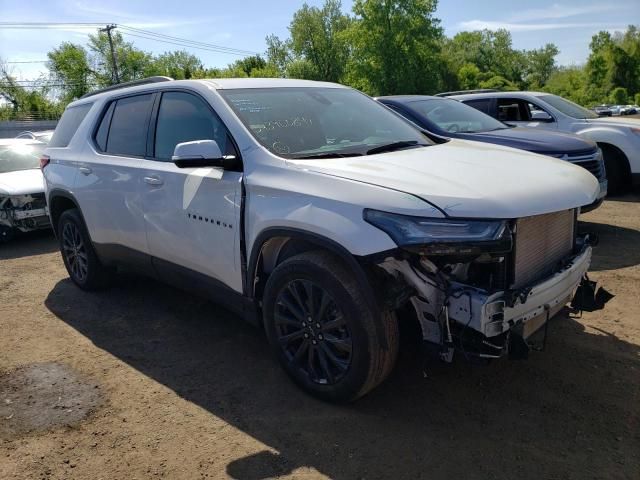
(376, 95), (607, 211)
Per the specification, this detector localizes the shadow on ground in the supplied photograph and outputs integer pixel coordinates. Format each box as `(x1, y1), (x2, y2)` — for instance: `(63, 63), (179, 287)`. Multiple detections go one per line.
(0, 230), (57, 260)
(45, 273), (639, 479)
(578, 220), (640, 271)
(605, 191), (640, 204)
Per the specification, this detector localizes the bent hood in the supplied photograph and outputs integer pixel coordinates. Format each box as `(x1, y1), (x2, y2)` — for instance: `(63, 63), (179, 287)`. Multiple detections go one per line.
(288, 139), (599, 219)
(461, 128), (596, 155)
(0, 169), (45, 196)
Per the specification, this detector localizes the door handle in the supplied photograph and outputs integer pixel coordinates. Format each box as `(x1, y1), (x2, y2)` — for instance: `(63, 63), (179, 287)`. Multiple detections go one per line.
(78, 166), (92, 175)
(144, 176), (164, 186)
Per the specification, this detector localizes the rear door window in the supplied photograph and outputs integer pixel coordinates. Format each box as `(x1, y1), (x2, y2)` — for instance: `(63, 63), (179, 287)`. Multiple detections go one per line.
(49, 103), (92, 148)
(464, 99), (492, 116)
(496, 98), (532, 122)
(105, 94), (154, 157)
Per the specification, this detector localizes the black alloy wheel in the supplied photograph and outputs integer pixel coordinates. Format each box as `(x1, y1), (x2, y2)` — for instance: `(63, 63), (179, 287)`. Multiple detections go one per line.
(61, 221), (89, 283)
(274, 279), (352, 385)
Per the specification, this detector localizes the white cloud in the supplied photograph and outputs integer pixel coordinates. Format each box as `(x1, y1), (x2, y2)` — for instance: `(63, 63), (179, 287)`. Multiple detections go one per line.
(507, 3), (620, 22)
(457, 20), (624, 32)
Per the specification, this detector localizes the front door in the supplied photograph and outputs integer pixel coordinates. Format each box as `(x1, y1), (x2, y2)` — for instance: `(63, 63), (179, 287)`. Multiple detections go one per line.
(141, 90), (243, 292)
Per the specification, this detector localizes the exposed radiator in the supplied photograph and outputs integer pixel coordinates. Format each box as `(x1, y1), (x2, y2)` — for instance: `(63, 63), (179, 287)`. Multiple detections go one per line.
(512, 209), (575, 288)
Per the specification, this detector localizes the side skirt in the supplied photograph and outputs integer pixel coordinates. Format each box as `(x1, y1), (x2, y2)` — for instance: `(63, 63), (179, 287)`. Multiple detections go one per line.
(93, 243), (260, 326)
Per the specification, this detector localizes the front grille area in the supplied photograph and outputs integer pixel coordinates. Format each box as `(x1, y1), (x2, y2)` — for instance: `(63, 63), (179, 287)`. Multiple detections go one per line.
(512, 209), (575, 288)
(566, 151), (605, 182)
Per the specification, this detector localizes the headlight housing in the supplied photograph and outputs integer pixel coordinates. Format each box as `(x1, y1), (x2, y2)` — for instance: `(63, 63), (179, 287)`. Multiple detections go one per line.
(364, 209), (511, 256)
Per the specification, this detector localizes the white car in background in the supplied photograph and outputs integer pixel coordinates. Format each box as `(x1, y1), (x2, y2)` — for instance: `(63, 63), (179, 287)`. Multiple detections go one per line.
(0, 138), (51, 242)
(15, 130), (55, 143)
(447, 91), (640, 193)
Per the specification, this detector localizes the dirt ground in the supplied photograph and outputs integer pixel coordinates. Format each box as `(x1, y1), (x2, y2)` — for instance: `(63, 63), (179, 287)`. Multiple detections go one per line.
(1, 195), (639, 480)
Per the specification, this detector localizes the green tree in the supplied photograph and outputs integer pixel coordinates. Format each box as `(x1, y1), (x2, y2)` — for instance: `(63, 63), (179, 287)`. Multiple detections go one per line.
(0, 59), (62, 119)
(47, 43), (93, 102)
(610, 87), (628, 104)
(586, 27), (640, 101)
(288, 0), (352, 82)
(87, 31), (153, 85)
(524, 43), (559, 88)
(347, 0), (445, 95)
(635, 92), (640, 105)
(479, 75), (518, 91)
(543, 66), (590, 105)
(264, 34), (291, 76)
(443, 29), (529, 89)
(457, 63), (481, 90)
(146, 50), (204, 79)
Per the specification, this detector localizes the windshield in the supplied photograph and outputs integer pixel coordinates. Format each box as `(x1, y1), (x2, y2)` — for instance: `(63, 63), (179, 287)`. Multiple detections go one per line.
(539, 94), (598, 119)
(406, 98), (507, 133)
(219, 87), (431, 158)
(0, 143), (45, 174)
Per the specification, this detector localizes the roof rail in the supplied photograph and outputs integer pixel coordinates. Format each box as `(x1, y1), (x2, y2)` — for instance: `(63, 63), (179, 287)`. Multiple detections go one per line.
(435, 89), (499, 97)
(80, 76), (174, 99)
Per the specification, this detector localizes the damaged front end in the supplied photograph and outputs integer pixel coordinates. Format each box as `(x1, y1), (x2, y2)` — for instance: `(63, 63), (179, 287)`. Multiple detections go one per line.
(0, 193), (50, 241)
(364, 208), (604, 362)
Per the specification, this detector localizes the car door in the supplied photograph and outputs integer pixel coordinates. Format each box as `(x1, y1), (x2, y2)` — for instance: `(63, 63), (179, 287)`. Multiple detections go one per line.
(141, 90), (243, 293)
(74, 93), (156, 259)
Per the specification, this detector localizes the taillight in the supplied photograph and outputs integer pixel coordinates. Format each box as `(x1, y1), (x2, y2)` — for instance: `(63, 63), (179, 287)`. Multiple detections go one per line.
(40, 155), (50, 170)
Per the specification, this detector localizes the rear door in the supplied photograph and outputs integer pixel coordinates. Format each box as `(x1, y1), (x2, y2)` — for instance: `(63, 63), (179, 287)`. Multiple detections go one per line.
(74, 93), (156, 257)
(141, 90), (243, 292)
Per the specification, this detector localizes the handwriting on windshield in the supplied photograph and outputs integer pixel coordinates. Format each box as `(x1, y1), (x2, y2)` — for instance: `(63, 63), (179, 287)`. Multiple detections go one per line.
(255, 117), (313, 134)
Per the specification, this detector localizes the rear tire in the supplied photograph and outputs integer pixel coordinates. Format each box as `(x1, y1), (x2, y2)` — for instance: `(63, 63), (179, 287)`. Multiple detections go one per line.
(57, 208), (111, 290)
(263, 250), (399, 402)
(601, 144), (630, 195)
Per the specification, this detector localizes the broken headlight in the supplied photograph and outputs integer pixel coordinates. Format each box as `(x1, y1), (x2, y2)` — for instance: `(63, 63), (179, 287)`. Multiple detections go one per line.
(364, 209), (511, 256)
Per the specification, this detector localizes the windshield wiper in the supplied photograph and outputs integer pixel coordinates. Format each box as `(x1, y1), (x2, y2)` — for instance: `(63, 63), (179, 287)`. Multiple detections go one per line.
(365, 140), (424, 155)
(290, 152), (363, 159)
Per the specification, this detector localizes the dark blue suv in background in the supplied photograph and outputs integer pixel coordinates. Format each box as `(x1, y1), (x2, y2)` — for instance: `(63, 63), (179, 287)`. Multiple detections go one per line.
(376, 95), (607, 212)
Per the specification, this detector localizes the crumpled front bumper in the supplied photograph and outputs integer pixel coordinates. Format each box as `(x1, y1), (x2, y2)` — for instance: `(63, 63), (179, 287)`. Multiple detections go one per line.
(447, 245), (592, 338)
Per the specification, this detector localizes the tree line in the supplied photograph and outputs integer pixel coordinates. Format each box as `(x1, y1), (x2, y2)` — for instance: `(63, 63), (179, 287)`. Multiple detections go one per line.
(2, 0), (639, 120)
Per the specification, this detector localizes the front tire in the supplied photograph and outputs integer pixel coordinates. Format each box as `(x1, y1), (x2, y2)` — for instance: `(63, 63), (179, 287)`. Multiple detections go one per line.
(57, 208), (111, 290)
(601, 144), (630, 195)
(263, 250), (399, 402)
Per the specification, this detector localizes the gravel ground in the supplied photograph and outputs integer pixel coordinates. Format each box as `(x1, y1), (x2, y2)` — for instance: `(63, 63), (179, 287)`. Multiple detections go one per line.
(0, 194), (639, 480)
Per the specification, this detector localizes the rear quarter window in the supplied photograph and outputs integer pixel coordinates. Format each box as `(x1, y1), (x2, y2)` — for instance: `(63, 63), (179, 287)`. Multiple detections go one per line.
(48, 103), (93, 148)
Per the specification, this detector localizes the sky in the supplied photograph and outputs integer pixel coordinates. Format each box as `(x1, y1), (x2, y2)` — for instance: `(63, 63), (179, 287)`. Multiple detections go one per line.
(0, 0), (638, 81)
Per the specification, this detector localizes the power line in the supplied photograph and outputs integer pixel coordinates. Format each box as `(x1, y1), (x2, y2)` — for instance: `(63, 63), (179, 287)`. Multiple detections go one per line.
(119, 30), (256, 57)
(0, 22), (260, 57)
(117, 25), (259, 56)
(4, 60), (48, 64)
(0, 22), (105, 28)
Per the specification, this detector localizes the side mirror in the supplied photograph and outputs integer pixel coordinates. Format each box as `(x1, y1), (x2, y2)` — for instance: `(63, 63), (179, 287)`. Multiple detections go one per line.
(172, 140), (235, 169)
(531, 110), (553, 122)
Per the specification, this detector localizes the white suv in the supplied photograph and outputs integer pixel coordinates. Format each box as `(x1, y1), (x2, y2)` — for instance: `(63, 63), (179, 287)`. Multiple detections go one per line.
(44, 78), (599, 401)
(447, 91), (640, 194)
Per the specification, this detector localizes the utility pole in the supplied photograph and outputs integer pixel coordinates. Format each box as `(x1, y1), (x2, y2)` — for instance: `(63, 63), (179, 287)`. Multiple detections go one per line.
(100, 24), (120, 84)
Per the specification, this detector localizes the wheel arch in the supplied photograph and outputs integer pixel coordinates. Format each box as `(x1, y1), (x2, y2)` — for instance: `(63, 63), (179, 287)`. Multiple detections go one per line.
(48, 189), (82, 236)
(247, 227), (391, 349)
(597, 142), (632, 192)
